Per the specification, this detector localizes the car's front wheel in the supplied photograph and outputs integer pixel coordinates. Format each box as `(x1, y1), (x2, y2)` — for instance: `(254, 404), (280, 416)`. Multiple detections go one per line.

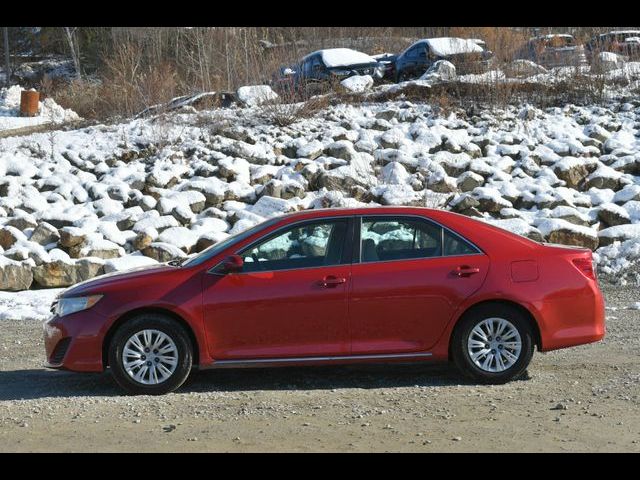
(108, 314), (193, 395)
(451, 304), (534, 384)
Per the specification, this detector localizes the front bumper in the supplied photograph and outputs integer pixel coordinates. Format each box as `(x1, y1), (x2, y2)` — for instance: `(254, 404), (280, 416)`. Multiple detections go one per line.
(43, 309), (108, 372)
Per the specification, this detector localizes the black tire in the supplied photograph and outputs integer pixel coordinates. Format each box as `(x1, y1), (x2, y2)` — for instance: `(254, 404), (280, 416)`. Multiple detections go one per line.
(108, 313), (193, 395)
(396, 69), (413, 83)
(451, 304), (534, 384)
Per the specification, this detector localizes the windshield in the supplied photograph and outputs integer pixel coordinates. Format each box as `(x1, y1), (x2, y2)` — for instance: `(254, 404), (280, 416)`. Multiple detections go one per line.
(181, 216), (283, 268)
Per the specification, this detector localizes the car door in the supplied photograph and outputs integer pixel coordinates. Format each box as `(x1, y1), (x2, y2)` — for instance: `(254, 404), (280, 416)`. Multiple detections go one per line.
(401, 44), (420, 78)
(416, 43), (430, 74)
(202, 217), (354, 360)
(348, 215), (489, 355)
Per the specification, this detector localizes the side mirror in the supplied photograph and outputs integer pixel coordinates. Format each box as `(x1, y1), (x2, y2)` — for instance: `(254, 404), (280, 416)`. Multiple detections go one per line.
(221, 254), (244, 273)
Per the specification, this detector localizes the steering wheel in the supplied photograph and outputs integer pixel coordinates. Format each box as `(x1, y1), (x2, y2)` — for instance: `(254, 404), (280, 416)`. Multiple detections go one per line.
(251, 252), (264, 271)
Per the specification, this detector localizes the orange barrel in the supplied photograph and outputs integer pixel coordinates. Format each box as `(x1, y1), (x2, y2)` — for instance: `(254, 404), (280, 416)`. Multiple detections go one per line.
(20, 90), (40, 117)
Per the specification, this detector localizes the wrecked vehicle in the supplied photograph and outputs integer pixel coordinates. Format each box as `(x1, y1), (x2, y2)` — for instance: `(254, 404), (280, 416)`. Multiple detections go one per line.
(394, 37), (493, 82)
(273, 48), (383, 97)
(518, 34), (588, 69)
(586, 30), (640, 62)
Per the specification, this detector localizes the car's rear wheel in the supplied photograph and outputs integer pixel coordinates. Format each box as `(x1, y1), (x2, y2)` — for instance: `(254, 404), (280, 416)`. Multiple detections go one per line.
(451, 304), (534, 384)
(108, 314), (193, 395)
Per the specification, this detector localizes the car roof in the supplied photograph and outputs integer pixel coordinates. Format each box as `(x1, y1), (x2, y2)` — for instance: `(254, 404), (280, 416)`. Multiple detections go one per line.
(301, 48), (377, 67)
(404, 37), (484, 57)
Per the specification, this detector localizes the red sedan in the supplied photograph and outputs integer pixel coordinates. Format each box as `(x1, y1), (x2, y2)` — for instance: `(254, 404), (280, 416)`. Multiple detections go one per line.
(43, 207), (605, 395)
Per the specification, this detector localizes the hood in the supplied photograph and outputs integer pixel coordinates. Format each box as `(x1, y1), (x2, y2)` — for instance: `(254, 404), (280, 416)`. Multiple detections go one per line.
(62, 263), (176, 297)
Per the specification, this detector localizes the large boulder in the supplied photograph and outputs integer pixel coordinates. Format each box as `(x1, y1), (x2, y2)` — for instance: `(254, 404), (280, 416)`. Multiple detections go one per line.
(553, 158), (589, 189)
(142, 242), (187, 262)
(32, 259), (104, 288)
(536, 219), (599, 250)
(593, 51), (625, 73)
(457, 171), (484, 192)
(597, 203), (631, 227)
(59, 227), (87, 248)
(419, 60), (456, 82)
(598, 224), (640, 247)
(0, 226), (26, 250)
(6, 215), (38, 231)
(0, 258), (33, 291)
(486, 218), (545, 243)
(236, 85), (278, 106)
(29, 222), (60, 246)
(506, 59), (548, 78)
(340, 75), (374, 93)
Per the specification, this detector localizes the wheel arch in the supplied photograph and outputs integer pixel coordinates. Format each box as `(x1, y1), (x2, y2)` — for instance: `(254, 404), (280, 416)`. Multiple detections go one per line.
(102, 307), (200, 369)
(448, 299), (542, 360)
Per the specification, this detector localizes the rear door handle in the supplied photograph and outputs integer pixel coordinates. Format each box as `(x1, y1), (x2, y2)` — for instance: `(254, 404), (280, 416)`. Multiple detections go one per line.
(318, 276), (347, 288)
(454, 266), (480, 277)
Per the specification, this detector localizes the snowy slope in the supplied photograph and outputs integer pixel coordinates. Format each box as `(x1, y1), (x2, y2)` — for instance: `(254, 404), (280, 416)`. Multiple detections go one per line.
(1, 94), (640, 294)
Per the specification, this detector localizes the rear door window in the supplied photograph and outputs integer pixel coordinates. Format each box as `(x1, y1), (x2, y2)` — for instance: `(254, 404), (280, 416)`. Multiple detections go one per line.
(360, 217), (442, 262)
(359, 216), (480, 263)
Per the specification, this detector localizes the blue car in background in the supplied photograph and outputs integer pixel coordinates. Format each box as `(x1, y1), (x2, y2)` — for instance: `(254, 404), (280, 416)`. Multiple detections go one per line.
(274, 48), (384, 97)
(394, 37), (493, 82)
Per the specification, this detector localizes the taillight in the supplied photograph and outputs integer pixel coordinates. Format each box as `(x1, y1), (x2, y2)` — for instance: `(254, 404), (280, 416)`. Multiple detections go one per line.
(572, 257), (596, 280)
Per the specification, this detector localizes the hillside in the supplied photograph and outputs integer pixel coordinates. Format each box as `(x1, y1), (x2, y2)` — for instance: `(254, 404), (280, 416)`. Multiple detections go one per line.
(1, 90), (639, 291)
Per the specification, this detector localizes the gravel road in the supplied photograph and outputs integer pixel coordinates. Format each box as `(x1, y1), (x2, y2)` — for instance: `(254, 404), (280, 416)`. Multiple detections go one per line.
(1, 283), (639, 452)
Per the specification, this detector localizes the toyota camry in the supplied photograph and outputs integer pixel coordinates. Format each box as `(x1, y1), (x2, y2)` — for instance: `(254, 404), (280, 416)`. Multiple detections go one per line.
(43, 207), (605, 395)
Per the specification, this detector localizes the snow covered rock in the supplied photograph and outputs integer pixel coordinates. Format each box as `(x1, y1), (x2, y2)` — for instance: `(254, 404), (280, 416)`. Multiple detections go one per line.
(598, 224), (640, 247)
(0, 257), (33, 291)
(597, 202), (631, 227)
(485, 218), (544, 242)
(32, 258), (104, 288)
(456, 171), (484, 192)
(157, 227), (199, 253)
(68, 234), (124, 260)
(419, 60), (456, 82)
(292, 143), (321, 162)
(472, 187), (513, 213)
(584, 164), (624, 190)
(59, 227), (87, 248)
(594, 52), (625, 72)
(553, 158), (589, 189)
(613, 184), (640, 204)
(103, 254), (159, 274)
(340, 75), (374, 93)
(236, 85), (278, 107)
(536, 219), (599, 250)
(548, 206), (591, 227)
(194, 231), (230, 253)
(142, 242), (187, 262)
(0, 226), (26, 250)
(507, 59), (548, 78)
(132, 232), (155, 251)
(29, 222), (60, 246)
(6, 214), (37, 231)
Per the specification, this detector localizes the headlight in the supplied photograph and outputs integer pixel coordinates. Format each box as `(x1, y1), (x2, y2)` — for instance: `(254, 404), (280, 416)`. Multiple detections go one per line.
(56, 295), (103, 317)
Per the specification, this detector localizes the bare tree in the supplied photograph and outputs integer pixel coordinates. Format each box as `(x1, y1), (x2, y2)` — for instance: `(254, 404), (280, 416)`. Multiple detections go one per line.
(3, 27), (9, 86)
(63, 27), (82, 79)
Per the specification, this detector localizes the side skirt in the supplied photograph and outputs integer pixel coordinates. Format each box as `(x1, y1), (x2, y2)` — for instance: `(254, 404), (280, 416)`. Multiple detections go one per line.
(202, 352), (433, 369)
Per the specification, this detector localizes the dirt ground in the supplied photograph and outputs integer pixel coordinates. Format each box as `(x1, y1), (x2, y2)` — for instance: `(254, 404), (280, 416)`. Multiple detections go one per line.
(1, 283), (639, 452)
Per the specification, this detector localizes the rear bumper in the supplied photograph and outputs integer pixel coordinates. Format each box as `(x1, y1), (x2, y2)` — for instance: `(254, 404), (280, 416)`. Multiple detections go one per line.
(43, 310), (107, 372)
(538, 280), (606, 351)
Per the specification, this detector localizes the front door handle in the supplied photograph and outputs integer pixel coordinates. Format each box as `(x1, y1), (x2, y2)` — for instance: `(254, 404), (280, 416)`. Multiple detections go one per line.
(318, 276), (347, 288)
(454, 266), (480, 277)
